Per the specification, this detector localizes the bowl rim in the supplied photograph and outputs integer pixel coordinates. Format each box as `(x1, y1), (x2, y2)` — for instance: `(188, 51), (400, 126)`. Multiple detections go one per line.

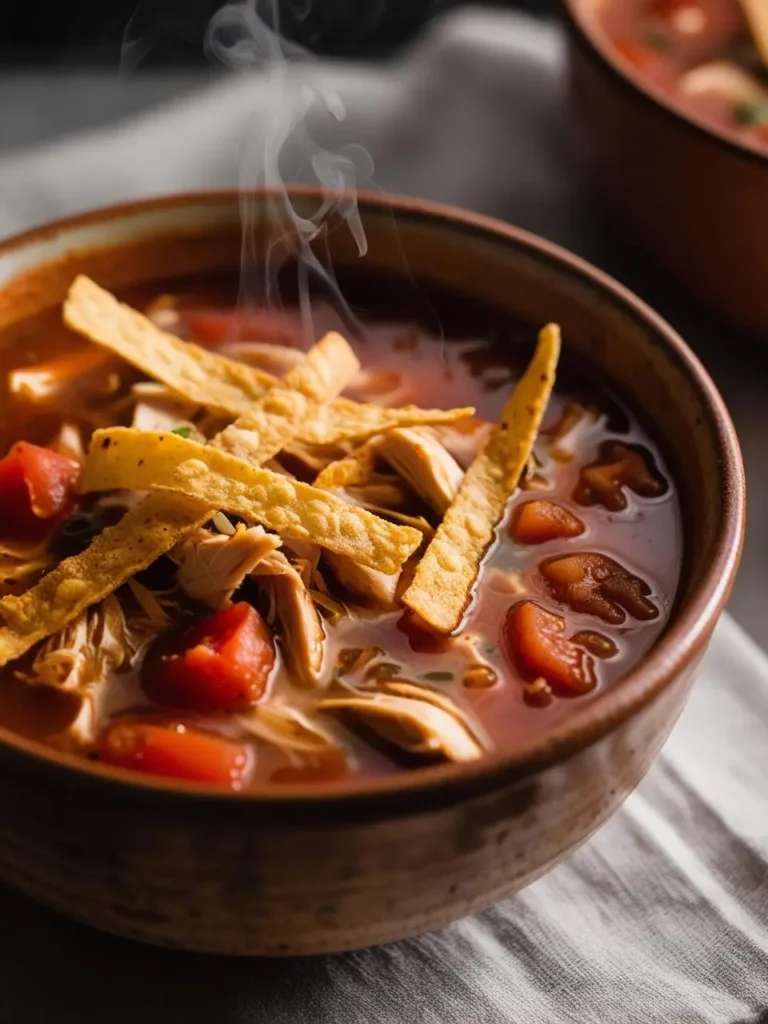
(561, 0), (768, 168)
(0, 189), (746, 811)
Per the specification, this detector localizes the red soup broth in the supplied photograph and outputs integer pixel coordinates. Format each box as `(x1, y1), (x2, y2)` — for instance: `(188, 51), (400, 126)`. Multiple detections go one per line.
(0, 272), (682, 788)
(591, 0), (768, 152)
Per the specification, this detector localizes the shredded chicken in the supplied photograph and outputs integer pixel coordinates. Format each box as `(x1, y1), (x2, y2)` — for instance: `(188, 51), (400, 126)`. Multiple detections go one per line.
(250, 550), (326, 688)
(0, 539), (53, 599)
(427, 420), (491, 470)
(319, 681), (486, 762)
(324, 551), (399, 609)
(173, 525), (282, 610)
(377, 427), (464, 515)
(48, 422), (87, 465)
(217, 342), (304, 376)
(237, 700), (344, 764)
(19, 595), (158, 745)
(680, 60), (768, 103)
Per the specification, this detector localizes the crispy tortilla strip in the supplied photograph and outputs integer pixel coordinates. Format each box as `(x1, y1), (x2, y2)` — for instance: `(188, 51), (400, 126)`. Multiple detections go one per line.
(739, 0), (768, 68)
(403, 324), (561, 633)
(65, 275), (273, 415)
(313, 439), (381, 490)
(0, 493), (208, 667)
(300, 399), (475, 446)
(215, 331), (360, 464)
(82, 429), (422, 574)
(65, 277), (473, 444)
(0, 334), (358, 669)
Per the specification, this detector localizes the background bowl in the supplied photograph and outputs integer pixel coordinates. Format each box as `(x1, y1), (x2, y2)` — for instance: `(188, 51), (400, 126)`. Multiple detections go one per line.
(0, 191), (744, 955)
(562, 0), (768, 341)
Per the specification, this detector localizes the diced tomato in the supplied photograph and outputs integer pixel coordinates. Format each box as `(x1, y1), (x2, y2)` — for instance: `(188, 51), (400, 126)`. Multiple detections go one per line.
(503, 600), (596, 694)
(0, 441), (80, 541)
(143, 602), (275, 713)
(397, 610), (452, 654)
(98, 721), (254, 789)
(179, 308), (301, 348)
(509, 500), (584, 545)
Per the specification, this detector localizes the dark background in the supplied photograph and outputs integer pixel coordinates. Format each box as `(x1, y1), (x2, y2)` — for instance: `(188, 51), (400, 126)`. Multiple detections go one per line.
(1, 0), (556, 67)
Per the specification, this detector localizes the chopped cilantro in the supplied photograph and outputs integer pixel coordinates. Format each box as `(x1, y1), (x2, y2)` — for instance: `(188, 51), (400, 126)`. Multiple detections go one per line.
(171, 425), (193, 438)
(733, 101), (768, 127)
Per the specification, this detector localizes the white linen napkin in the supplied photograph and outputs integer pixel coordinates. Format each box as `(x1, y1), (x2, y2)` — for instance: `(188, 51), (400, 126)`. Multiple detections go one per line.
(0, 9), (765, 1022)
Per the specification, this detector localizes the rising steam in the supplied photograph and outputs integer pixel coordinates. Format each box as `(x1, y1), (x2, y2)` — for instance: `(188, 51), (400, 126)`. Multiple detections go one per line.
(205, 0), (374, 340)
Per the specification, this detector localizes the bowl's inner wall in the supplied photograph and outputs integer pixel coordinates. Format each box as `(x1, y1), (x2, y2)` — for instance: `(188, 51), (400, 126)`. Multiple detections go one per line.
(0, 197), (717, 623)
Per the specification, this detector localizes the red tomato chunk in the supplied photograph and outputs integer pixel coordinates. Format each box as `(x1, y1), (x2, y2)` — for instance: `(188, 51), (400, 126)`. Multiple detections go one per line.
(143, 602), (275, 713)
(509, 500), (584, 545)
(0, 441), (80, 541)
(503, 601), (596, 694)
(99, 721), (254, 789)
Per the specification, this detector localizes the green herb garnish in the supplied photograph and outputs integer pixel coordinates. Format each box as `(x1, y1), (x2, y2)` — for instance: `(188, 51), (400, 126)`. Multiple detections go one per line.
(421, 671), (455, 682)
(733, 101), (768, 127)
(171, 425), (193, 438)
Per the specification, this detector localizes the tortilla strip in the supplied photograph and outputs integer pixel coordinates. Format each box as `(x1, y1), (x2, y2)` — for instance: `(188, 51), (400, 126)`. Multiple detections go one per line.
(216, 331), (360, 464)
(739, 0), (768, 68)
(82, 429), (422, 575)
(64, 277), (473, 444)
(313, 439), (381, 490)
(65, 275), (273, 415)
(0, 494), (207, 666)
(0, 334), (360, 668)
(299, 399), (475, 446)
(402, 324), (561, 633)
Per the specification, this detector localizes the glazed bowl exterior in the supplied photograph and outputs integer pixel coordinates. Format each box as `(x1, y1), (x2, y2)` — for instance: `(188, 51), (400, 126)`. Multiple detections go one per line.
(562, 0), (768, 340)
(0, 191), (744, 955)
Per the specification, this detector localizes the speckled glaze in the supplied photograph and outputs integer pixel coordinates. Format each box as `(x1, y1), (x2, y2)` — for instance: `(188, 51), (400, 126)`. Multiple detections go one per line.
(0, 192), (745, 955)
(562, 0), (768, 341)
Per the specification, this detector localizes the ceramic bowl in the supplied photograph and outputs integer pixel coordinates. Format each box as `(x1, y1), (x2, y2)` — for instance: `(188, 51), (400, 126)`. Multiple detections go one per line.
(562, 0), (768, 340)
(0, 191), (744, 955)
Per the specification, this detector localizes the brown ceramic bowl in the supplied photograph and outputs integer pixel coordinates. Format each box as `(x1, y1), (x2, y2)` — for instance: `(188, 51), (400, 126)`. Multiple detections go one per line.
(0, 191), (744, 955)
(562, 0), (768, 340)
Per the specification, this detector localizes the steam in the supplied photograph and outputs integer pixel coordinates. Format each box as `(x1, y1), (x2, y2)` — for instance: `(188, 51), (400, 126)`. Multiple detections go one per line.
(205, 0), (374, 341)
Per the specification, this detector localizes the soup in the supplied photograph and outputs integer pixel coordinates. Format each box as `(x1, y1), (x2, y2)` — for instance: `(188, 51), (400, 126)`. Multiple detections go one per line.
(593, 0), (768, 153)
(0, 272), (682, 789)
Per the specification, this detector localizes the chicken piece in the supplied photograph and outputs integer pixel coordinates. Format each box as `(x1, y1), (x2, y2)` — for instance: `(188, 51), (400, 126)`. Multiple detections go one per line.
(251, 550), (326, 687)
(679, 61), (768, 104)
(324, 551), (400, 609)
(319, 681), (486, 762)
(0, 538), (54, 599)
(238, 700), (344, 764)
(173, 525), (281, 610)
(377, 427), (464, 516)
(131, 392), (200, 437)
(48, 422), (87, 465)
(20, 595), (156, 745)
(427, 419), (491, 470)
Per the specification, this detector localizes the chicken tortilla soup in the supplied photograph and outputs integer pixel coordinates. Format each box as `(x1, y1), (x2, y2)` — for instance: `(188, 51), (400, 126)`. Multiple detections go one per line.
(0, 273), (682, 789)
(593, 0), (768, 153)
